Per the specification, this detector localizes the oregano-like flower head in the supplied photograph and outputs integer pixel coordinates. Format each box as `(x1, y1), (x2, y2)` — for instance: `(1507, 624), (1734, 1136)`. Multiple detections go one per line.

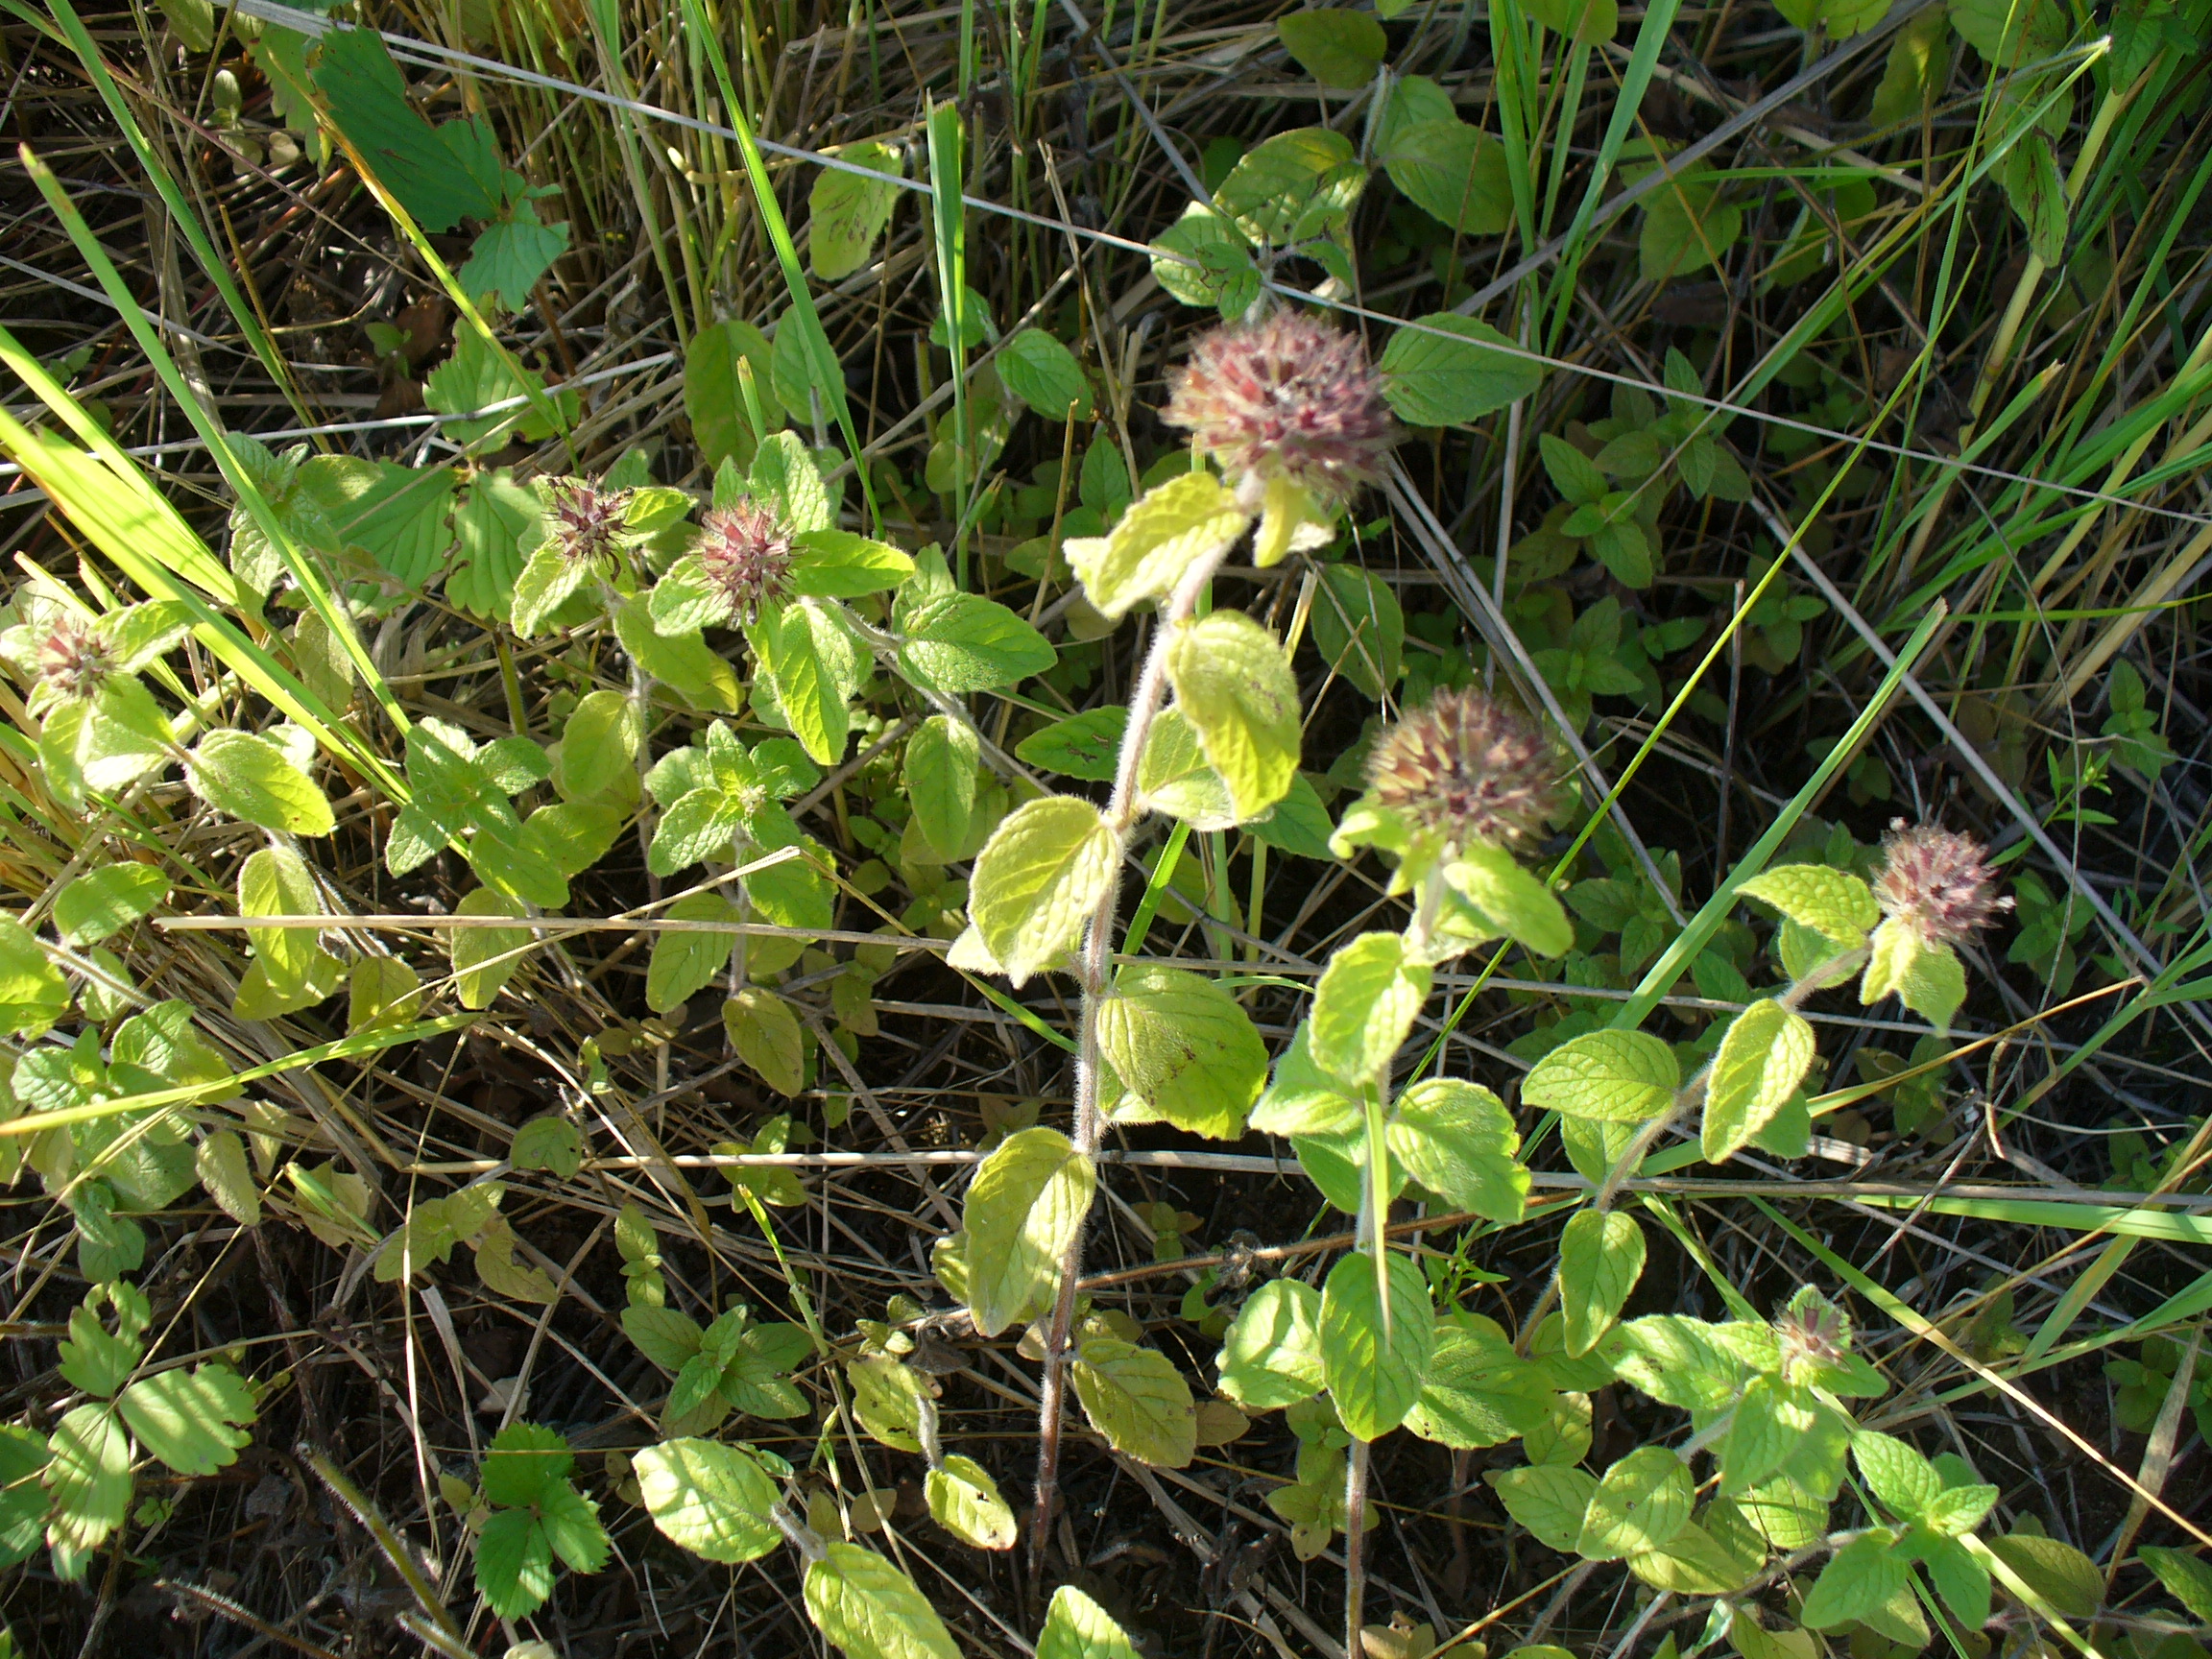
(1365, 687), (1559, 852)
(1873, 820), (2009, 947)
(29, 608), (112, 704)
(694, 500), (796, 624)
(1163, 310), (1397, 509)
(543, 477), (631, 567)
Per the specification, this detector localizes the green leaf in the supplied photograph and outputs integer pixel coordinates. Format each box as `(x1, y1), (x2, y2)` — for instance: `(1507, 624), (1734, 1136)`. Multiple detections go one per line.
(54, 865), (169, 946)
(553, 689), (641, 804)
(623, 1305), (704, 1372)
(1016, 707), (1127, 781)
(1701, 998), (1816, 1163)
(57, 1284), (148, 1400)
(187, 728), (335, 835)
(1251, 1024), (1362, 1136)
(447, 466), (536, 621)
(904, 715), (978, 862)
(1387, 1078), (1528, 1221)
(1851, 1430), (1943, 1522)
(1251, 773), (1336, 860)
(1721, 1375), (1820, 1494)
(1150, 204), (1262, 317)
(512, 1115), (586, 1181)
(116, 1363), (255, 1475)
(451, 887), (530, 1009)
(539, 1480), (611, 1573)
(897, 592), (1055, 693)
(2140, 1547), (2212, 1623)
(1166, 611), (1301, 821)
(1609, 1315), (1760, 1412)
(1321, 1249), (1436, 1439)
(1801, 1531), (1908, 1628)
(311, 30), (505, 232)
(1380, 120), (1514, 235)
(475, 1507), (555, 1619)
(44, 1404), (131, 1554)
(1276, 8), (1386, 86)
(1987, 1532), (2104, 1619)
(1487, 1462), (1599, 1552)
(1310, 563), (1403, 700)
(645, 893), (743, 1014)
(804, 1542), (962, 1659)
(483, 1420), (571, 1510)
(1065, 470), (1250, 622)
(1310, 931), (1431, 1084)
(685, 320), (781, 470)
(238, 843), (324, 996)
(1216, 1279), (1327, 1409)
(0, 917), (66, 1039)
(0, 1423), (49, 1569)
(1947, 0), (2067, 62)
(1038, 1585), (1143, 1659)
(1379, 315), (1541, 428)
(1636, 162), (1743, 282)
(998, 329), (1094, 421)
(809, 140), (904, 280)
(962, 1125), (1095, 1337)
(1445, 845), (1574, 958)
(616, 593), (743, 712)
(1525, 0), (1619, 38)
(1070, 1335), (1197, 1467)
(1579, 1446), (1694, 1560)
(1560, 1210), (1645, 1357)
(967, 796), (1118, 986)
(1403, 1320), (1554, 1448)
(750, 599), (855, 766)
(1863, 919), (1965, 1031)
(848, 1356), (931, 1452)
(196, 1130), (261, 1225)
(724, 987), (806, 1096)
(1096, 964), (1266, 1139)
(1216, 128), (1366, 248)
(1737, 864), (1877, 941)
(1522, 1029), (1678, 1121)
(460, 198), (569, 313)
(789, 530), (915, 598)
(1136, 709), (1236, 830)
(926, 1455), (1017, 1550)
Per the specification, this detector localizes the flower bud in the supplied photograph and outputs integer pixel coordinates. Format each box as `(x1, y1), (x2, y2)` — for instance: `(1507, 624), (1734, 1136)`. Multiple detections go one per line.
(1365, 687), (1559, 852)
(1162, 310), (1397, 511)
(1873, 820), (2009, 947)
(33, 609), (111, 703)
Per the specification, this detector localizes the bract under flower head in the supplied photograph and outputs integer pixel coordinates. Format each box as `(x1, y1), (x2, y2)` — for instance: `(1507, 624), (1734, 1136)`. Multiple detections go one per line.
(1873, 820), (2010, 947)
(1364, 686), (1559, 854)
(695, 500), (797, 624)
(1163, 310), (1397, 511)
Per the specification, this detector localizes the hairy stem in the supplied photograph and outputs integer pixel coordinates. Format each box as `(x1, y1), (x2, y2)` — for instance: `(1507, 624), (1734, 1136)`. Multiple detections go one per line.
(1029, 542), (1237, 1570)
(1344, 1433), (1373, 1655)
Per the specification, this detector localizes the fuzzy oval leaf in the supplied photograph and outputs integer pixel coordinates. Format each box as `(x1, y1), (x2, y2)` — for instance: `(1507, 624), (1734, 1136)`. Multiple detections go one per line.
(635, 1437), (781, 1562)
(998, 328), (1094, 421)
(1166, 611), (1301, 821)
(962, 1126), (1095, 1337)
(808, 140), (903, 280)
(897, 592), (1056, 693)
(1701, 998), (1816, 1163)
(848, 1356), (931, 1452)
(724, 987), (805, 1097)
(1039, 1585), (1143, 1659)
(1522, 1029), (1678, 1121)
(1067, 471), (1251, 622)
(452, 887), (531, 1010)
(904, 715), (979, 863)
(1445, 844), (1573, 958)
(926, 1454), (1017, 1550)
(1578, 1446), (1694, 1560)
(188, 728), (335, 835)
(1096, 963), (1266, 1139)
(1277, 8), (1386, 86)
(805, 1542), (962, 1659)
(1380, 121), (1514, 236)
(1310, 931), (1431, 1085)
(1216, 127), (1366, 247)
(1737, 864), (1877, 941)
(1070, 1335), (1196, 1467)
(968, 796), (1118, 987)
(1560, 1210), (1646, 1358)
(1487, 1462), (1598, 1552)
(512, 1115), (586, 1180)
(1216, 1278), (1327, 1409)
(1310, 563), (1404, 700)
(1390, 1078), (1529, 1221)
(55, 865), (169, 947)
(1321, 1249), (1436, 1440)
(1403, 1320), (1554, 1448)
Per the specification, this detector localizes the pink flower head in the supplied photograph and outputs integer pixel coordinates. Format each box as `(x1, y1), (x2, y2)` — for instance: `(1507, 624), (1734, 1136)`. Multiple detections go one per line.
(694, 500), (797, 624)
(1874, 821), (2010, 947)
(1366, 687), (1559, 851)
(1163, 310), (1397, 508)
(543, 477), (631, 567)
(33, 609), (111, 703)
(1774, 1286), (1852, 1378)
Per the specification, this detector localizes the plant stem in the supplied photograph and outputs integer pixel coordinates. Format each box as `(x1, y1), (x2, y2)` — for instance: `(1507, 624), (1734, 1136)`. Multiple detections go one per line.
(1344, 1433), (1373, 1655)
(1028, 542), (1236, 1570)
